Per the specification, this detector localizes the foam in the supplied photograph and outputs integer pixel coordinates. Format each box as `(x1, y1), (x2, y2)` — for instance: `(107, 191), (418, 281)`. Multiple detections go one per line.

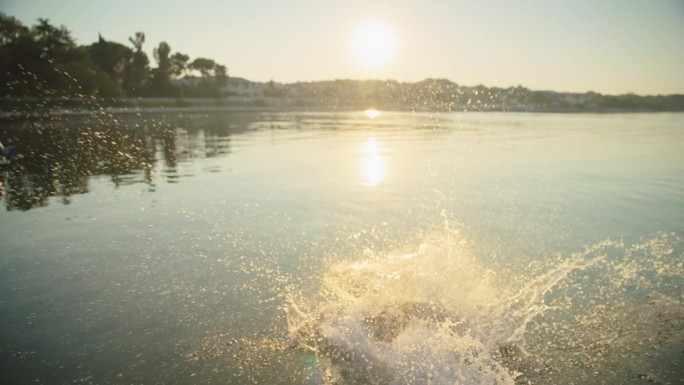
(286, 232), (683, 384)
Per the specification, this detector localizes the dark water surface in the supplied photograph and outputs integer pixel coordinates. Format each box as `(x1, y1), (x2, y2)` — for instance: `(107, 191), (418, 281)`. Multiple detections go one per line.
(1, 111), (682, 384)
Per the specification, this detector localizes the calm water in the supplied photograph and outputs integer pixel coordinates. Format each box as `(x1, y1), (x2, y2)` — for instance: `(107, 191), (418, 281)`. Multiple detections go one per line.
(1, 111), (682, 384)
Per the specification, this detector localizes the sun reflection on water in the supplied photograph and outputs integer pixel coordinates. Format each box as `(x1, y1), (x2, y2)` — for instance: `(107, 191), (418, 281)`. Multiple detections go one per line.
(362, 138), (386, 186)
(364, 109), (380, 119)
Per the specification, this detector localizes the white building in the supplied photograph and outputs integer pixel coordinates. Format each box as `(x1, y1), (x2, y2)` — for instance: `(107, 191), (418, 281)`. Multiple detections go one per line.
(222, 77), (264, 98)
(174, 75), (203, 87)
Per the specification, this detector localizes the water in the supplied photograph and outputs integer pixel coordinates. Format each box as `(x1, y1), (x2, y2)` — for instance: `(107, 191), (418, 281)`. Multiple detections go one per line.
(0, 111), (682, 384)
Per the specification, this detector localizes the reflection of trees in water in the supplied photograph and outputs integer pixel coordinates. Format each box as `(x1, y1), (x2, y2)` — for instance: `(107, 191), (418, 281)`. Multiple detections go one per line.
(0, 112), (260, 211)
(169, 112), (260, 159)
(0, 116), (174, 211)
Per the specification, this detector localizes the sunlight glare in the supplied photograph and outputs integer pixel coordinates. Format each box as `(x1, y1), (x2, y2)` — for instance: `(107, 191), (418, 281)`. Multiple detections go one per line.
(364, 109), (380, 119)
(362, 138), (387, 187)
(350, 22), (398, 70)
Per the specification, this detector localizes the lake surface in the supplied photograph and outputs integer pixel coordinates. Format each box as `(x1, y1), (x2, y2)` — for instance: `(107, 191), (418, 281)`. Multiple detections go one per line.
(1, 111), (682, 384)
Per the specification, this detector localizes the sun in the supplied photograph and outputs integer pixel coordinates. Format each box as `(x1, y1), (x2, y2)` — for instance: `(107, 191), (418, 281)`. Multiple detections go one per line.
(350, 21), (398, 70)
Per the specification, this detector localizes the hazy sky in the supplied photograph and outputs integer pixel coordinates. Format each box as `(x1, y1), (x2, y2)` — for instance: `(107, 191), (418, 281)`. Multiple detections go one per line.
(2, 0), (683, 95)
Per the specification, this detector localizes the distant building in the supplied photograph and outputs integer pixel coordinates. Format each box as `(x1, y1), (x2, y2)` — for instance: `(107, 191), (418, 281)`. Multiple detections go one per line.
(172, 76), (268, 98)
(222, 77), (264, 98)
(174, 75), (203, 88)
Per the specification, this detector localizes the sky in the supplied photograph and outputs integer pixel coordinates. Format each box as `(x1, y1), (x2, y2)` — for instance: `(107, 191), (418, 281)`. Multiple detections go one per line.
(2, 0), (683, 95)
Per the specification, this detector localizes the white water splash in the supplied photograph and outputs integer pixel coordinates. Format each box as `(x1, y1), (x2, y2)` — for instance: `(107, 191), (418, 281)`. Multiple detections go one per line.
(286, 232), (683, 385)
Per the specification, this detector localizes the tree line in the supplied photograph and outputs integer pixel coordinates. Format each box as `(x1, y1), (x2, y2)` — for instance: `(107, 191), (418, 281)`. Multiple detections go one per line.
(0, 13), (227, 99)
(286, 79), (684, 112)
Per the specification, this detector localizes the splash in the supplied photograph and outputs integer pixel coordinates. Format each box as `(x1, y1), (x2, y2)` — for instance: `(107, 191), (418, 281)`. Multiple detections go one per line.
(285, 232), (683, 385)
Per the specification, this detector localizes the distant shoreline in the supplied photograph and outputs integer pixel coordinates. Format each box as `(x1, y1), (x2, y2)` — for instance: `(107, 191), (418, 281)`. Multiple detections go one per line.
(2, 97), (683, 122)
(0, 105), (284, 122)
(2, 106), (682, 122)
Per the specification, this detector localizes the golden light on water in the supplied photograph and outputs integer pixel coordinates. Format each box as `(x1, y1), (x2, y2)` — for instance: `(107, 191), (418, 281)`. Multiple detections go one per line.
(362, 138), (387, 187)
(364, 109), (380, 119)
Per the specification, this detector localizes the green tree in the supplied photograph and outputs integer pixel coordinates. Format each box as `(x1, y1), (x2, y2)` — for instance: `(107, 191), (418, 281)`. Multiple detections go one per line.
(213, 63), (227, 101)
(1, 15), (116, 97)
(89, 34), (132, 85)
(34, 18), (75, 58)
(123, 32), (149, 96)
(214, 64), (227, 88)
(151, 41), (172, 95)
(0, 12), (30, 46)
(31, 18), (77, 92)
(0, 13), (39, 95)
(170, 52), (189, 78)
(189, 57), (215, 77)
(1, 14), (234, 101)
